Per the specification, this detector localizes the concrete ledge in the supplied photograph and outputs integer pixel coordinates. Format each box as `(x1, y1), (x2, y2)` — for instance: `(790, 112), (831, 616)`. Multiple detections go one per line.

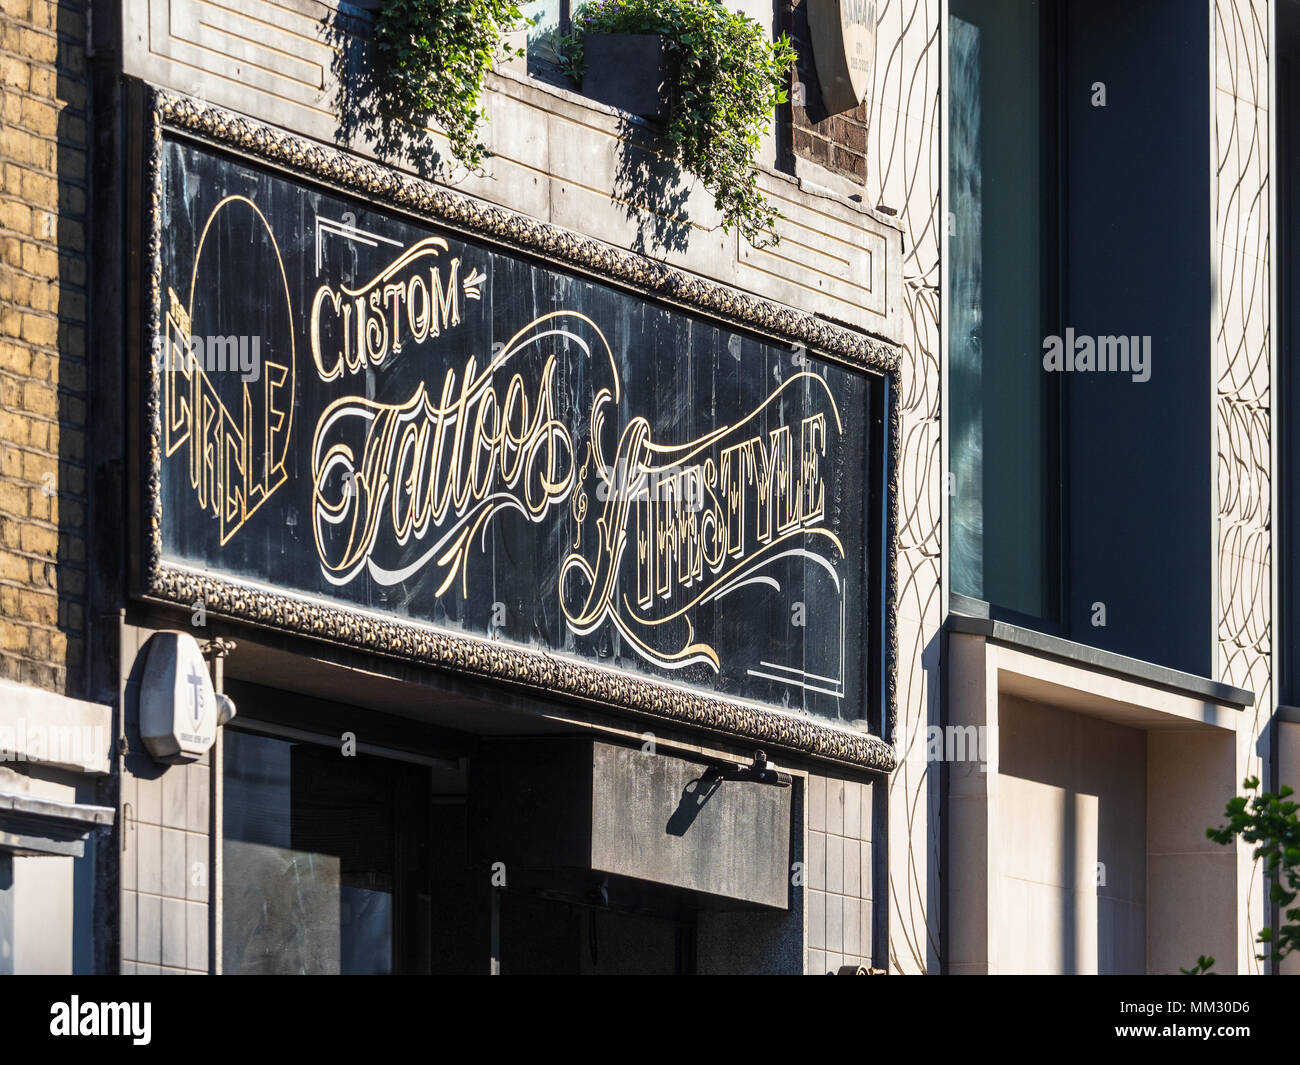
(0, 680), (114, 775)
(945, 628), (1245, 974)
(0, 791), (115, 857)
(120, 0), (903, 341)
(945, 611), (1253, 711)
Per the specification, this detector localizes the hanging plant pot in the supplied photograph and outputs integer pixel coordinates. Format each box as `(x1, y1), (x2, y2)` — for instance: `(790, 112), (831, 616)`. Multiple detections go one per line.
(580, 33), (671, 122)
(559, 1), (797, 246)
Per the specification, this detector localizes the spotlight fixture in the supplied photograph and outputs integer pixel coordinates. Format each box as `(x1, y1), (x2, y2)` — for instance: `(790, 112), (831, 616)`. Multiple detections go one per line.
(704, 749), (792, 788)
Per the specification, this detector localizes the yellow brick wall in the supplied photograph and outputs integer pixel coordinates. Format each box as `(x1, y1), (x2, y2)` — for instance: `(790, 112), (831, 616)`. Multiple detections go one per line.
(0, 0), (87, 694)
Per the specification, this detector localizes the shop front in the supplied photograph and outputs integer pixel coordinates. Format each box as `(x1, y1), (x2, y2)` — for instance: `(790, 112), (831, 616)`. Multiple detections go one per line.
(116, 90), (897, 975)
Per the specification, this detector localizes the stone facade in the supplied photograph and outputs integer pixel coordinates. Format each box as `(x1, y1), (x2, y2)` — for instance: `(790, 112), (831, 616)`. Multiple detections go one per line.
(1, 0), (1287, 978)
(806, 774), (875, 973)
(1212, 0), (1274, 975)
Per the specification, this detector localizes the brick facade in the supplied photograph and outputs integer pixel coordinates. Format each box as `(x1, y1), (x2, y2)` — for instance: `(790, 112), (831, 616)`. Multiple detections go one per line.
(783, 0), (871, 185)
(0, 0), (89, 696)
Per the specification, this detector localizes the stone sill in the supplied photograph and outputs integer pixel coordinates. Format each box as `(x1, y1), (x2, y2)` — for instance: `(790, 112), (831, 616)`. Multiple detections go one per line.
(0, 679), (114, 774)
(487, 65), (905, 236)
(0, 791), (115, 857)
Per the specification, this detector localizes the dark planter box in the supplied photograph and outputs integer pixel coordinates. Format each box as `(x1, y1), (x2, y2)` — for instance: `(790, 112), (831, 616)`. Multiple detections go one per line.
(581, 33), (672, 122)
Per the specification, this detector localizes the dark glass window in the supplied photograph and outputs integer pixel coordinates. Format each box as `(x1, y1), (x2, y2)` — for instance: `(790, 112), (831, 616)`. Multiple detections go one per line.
(948, 0), (1062, 623)
(522, 0), (571, 82)
(1280, 9), (1300, 702)
(222, 730), (432, 974)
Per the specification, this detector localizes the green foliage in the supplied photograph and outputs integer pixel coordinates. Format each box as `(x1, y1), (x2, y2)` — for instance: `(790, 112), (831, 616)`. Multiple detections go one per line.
(1189, 776), (1300, 972)
(373, 0), (525, 172)
(1180, 955), (1215, 976)
(560, 0), (797, 247)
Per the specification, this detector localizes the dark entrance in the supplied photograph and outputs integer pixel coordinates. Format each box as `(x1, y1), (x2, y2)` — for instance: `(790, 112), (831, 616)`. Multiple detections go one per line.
(217, 684), (752, 975)
(221, 730), (434, 974)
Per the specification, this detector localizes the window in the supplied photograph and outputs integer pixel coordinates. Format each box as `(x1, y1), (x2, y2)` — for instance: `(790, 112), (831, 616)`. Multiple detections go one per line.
(947, 1), (1214, 675)
(948, 0), (1063, 625)
(1280, 5), (1300, 702)
(522, 0), (571, 82)
(222, 730), (433, 974)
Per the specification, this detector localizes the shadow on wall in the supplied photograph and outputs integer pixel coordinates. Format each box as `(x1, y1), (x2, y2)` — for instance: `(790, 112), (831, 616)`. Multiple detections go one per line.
(611, 115), (692, 256)
(324, 1), (448, 180)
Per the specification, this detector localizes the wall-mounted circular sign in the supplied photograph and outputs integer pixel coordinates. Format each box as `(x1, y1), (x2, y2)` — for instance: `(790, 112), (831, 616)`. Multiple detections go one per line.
(806, 0), (877, 115)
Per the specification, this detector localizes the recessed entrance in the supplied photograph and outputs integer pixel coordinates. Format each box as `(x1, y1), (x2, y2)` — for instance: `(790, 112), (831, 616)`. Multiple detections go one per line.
(217, 679), (795, 974)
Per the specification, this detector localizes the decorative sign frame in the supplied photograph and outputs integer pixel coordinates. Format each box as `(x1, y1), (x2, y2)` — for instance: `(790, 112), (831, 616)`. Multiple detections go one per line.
(134, 88), (900, 772)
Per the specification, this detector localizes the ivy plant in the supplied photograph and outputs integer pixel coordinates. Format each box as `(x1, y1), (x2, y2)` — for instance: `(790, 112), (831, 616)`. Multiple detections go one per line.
(372, 0), (525, 173)
(559, 0), (797, 248)
(1184, 776), (1300, 973)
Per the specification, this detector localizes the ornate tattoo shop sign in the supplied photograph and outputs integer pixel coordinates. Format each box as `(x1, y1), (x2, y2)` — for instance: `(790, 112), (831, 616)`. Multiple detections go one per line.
(142, 107), (894, 768)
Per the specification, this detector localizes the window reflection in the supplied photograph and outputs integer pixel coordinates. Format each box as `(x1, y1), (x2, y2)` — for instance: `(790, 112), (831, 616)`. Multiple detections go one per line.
(522, 0), (567, 78)
(222, 730), (427, 974)
(948, 0), (1060, 621)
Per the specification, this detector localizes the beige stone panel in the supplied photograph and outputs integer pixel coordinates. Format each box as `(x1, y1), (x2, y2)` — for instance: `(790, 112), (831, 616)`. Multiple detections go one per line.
(1147, 729), (1237, 855)
(996, 775), (1099, 895)
(1213, 91), (1269, 263)
(872, 0), (940, 126)
(12, 852), (74, 972)
(1214, 0), (1269, 103)
(946, 791), (990, 972)
(992, 876), (1098, 975)
(1147, 851), (1238, 974)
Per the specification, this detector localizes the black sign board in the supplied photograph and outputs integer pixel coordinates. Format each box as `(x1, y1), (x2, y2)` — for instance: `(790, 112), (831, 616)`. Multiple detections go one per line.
(144, 118), (890, 752)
